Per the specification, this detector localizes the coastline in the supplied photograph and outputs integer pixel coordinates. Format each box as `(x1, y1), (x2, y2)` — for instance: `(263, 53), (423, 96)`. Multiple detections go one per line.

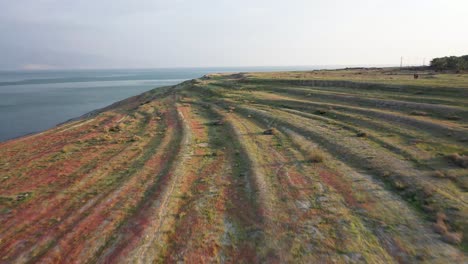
(0, 68), (467, 262)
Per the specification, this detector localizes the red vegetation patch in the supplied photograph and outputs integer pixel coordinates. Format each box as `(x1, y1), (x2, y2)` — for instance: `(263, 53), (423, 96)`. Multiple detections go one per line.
(318, 169), (361, 208)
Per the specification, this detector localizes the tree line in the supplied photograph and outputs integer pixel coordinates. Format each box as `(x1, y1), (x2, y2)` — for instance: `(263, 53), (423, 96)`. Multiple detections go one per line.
(430, 55), (468, 71)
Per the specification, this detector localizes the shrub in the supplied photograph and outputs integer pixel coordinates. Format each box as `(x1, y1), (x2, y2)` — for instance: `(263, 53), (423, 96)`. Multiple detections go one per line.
(430, 55), (468, 71)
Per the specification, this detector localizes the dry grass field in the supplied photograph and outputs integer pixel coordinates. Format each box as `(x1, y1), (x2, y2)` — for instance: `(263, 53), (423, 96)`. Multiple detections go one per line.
(0, 68), (467, 263)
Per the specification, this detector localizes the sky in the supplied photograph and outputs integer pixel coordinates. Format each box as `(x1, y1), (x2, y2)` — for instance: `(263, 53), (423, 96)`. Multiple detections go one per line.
(0, 0), (467, 70)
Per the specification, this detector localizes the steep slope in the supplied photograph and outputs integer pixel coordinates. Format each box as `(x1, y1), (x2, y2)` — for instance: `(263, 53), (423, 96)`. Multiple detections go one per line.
(0, 68), (467, 263)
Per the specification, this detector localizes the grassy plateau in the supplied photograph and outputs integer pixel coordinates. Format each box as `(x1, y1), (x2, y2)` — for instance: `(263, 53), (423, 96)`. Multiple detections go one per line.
(0, 67), (467, 263)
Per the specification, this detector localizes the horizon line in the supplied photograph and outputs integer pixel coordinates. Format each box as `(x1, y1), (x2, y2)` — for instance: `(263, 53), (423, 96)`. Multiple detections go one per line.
(0, 64), (400, 72)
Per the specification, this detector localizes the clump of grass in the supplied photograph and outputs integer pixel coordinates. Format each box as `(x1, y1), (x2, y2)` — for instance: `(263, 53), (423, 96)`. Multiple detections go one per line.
(140, 100), (151, 106)
(394, 180), (407, 190)
(131, 146), (144, 152)
(306, 149), (324, 163)
(447, 153), (468, 168)
(446, 173), (458, 181)
(61, 145), (75, 153)
(15, 192), (32, 202)
(356, 132), (367, 137)
(410, 111), (428, 116)
(206, 150), (222, 157)
(380, 171), (392, 178)
(442, 232), (463, 245)
(421, 185), (435, 198)
(210, 119), (225, 126)
(263, 128), (278, 135)
(432, 170), (458, 181)
(433, 213), (448, 234)
(433, 212), (463, 245)
(432, 170), (445, 178)
(100, 134), (113, 142)
(109, 126), (120, 132)
(433, 223), (448, 235)
(0, 196), (14, 206)
(446, 115), (461, 121)
(129, 135), (142, 142)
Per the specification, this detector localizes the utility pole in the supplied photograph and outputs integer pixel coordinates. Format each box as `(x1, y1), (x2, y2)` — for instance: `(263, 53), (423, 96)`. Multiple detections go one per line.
(400, 56), (403, 69)
(423, 57), (426, 66)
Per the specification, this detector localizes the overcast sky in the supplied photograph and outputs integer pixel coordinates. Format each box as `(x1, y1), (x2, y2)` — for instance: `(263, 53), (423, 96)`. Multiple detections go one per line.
(0, 0), (467, 70)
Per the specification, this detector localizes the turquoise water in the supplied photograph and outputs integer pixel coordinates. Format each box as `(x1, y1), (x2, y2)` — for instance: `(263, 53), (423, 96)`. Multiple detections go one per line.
(0, 67), (325, 142)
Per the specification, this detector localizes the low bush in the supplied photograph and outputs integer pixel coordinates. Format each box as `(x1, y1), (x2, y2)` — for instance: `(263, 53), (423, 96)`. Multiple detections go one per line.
(430, 55), (468, 71)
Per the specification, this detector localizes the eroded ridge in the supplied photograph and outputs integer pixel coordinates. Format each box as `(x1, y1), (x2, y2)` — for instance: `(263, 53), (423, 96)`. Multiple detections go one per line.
(0, 69), (467, 263)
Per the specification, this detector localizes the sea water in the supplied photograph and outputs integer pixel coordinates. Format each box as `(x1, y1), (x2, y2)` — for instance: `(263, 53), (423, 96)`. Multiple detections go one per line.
(0, 66), (323, 142)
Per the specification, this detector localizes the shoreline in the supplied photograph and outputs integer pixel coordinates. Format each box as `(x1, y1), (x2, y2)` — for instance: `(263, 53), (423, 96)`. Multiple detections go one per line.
(2, 67), (467, 144)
